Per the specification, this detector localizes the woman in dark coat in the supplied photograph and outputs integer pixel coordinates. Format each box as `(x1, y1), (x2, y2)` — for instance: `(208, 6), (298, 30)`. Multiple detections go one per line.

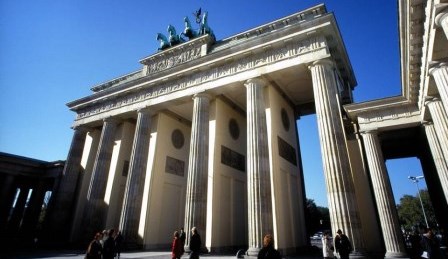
(85, 232), (103, 259)
(189, 227), (201, 259)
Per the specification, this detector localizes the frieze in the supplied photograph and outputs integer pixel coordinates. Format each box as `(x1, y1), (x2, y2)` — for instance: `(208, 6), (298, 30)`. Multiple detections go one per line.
(76, 36), (326, 120)
(145, 46), (202, 75)
(358, 105), (419, 124)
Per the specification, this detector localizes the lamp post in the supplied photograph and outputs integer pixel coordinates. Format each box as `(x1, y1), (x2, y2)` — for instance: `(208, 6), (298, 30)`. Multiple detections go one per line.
(407, 175), (429, 228)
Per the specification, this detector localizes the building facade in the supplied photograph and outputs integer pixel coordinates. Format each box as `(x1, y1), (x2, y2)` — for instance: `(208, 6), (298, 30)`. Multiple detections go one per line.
(48, 0), (448, 258)
(0, 152), (64, 250)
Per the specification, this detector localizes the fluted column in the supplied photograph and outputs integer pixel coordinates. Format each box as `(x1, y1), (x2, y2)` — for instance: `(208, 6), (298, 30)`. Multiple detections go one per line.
(19, 180), (48, 239)
(435, 7), (448, 40)
(83, 118), (118, 236)
(7, 187), (30, 235)
(425, 98), (448, 162)
(361, 131), (407, 258)
(245, 78), (273, 256)
(429, 63), (448, 113)
(308, 59), (365, 254)
(423, 122), (448, 203)
(46, 126), (88, 237)
(119, 108), (152, 247)
(184, 93), (210, 251)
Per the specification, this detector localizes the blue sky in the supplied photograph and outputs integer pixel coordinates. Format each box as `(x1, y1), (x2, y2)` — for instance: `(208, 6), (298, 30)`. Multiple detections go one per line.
(0, 0), (426, 207)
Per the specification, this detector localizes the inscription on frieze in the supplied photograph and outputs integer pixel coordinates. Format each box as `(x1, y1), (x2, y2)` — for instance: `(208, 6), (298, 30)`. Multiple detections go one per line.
(221, 145), (245, 172)
(277, 136), (297, 165)
(146, 47), (202, 75)
(165, 156), (185, 177)
(76, 36), (326, 120)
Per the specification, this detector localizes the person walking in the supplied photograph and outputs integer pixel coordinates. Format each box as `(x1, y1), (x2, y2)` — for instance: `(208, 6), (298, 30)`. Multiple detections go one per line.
(189, 227), (201, 259)
(114, 230), (123, 259)
(103, 229), (116, 259)
(172, 231), (183, 259)
(179, 227), (186, 256)
(409, 229), (423, 259)
(322, 231), (334, 259)
(334, 229), (352, 259)
(421, 228), (443, 259)
(257, 234), (281, 259)
(85, 232), (103, 259)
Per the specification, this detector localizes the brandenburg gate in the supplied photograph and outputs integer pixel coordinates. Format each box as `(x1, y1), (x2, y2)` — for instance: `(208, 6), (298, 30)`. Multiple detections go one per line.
(46, 2), (448, 258)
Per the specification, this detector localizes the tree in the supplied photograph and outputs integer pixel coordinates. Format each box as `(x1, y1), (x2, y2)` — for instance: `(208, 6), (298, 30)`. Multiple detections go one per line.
(305, 199), (331, 237)
(396, 189), (436, 231)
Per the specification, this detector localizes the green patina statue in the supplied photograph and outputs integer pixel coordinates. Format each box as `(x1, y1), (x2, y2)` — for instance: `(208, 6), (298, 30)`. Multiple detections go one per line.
(182, 16), (198, 40)
(156, 8), (215, 51)
(156, 33), (170, 51)
(168, 24), (185, 46)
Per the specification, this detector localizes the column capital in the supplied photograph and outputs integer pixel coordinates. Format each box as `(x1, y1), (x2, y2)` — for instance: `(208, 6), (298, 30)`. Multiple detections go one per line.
(435, 4), (448, 27)
(103, 117), (120, 124)
(136, 107), (153, 115)
(421, 120), (434, 127)
(424, 96), (440, 106)
(71, 125), (91, 132)
(360, 129), (379, 136)
(192, 92), (212, 100)
(244, 78), (267, 88)
(428, 61), (448, 75)
(308, 58), (334, 71)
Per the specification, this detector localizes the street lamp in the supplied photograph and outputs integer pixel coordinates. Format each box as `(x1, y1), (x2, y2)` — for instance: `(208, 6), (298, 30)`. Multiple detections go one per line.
(407, 175), (429, 228)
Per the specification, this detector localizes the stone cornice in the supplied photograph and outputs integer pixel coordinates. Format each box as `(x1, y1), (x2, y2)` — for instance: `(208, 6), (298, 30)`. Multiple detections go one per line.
(67, 4), (357, 127)
(399, 0), (426, 104)
(344, 96), (421, 131)
(91, 70), (142, 92)
(70, 36), (329, 122)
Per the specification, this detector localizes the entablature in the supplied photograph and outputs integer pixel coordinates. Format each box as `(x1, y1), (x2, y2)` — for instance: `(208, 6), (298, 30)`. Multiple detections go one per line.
(344, 97), (421, 132)
(67, 4), (356, 127)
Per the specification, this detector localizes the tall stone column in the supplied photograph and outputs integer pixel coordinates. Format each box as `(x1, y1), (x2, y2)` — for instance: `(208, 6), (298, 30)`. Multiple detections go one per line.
(83, 118), (118, 236)
(425, 98), (448, 162)
(308, 59), (365, 254)
(46, 126), (88, 239)
(361, 131), (407, 258)
(0, 175), (15, 234)
(119, 108), (152, 247)
(429, 62), (448, 113)
(184, 93), (210, 251)
(7, 187), (30, 236)
(19, 180), (48, 239)
(435, 7), (448, 40)
(244, 78), (273, 256)
(423, 122), (448, 203)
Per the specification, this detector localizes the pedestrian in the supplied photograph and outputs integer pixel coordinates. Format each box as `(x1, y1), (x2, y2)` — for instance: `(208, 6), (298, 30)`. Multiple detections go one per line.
(322, 231), (334, 259)
(103, 229), (116, 259)
(114, 230), (123, 259)
(179, 227), (186, 256)
(409, 229), (423, 259)
(257, 234), (281, 259)
(100, 229), (107, 247)
(172, 231), (183, 259)
(334, 229), (352, 259)
(189, 227), (201, 259)
(421, 228), (442, 259)
(85, 232), (103, 259)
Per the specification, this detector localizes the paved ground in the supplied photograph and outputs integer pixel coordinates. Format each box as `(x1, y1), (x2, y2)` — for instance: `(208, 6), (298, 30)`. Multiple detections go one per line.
(4, 249), (323, 259)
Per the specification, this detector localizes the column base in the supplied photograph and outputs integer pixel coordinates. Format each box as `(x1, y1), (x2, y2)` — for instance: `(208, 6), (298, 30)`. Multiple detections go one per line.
(348, 250), (369, 259)
(384, 251), (408, 258)
(246, 247), (261, 257)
